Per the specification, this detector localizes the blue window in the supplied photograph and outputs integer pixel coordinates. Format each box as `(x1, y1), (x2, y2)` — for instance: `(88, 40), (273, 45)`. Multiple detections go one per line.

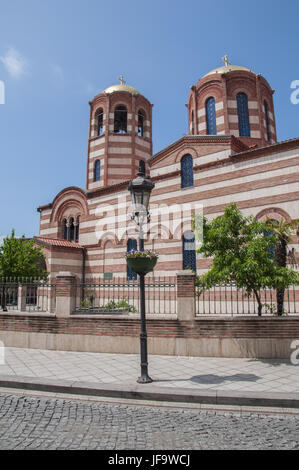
(237, 93), (250, 137)
(127, 238), (137, 280)
(264, 101), (271, 142)
(97, 108), (104, 136)
(138, 110), (145, 137)
(94, 160), (101, 182)
(206, 97), (217, 135)
(183, 231), (196, 272)
(181, 154), (194, 189)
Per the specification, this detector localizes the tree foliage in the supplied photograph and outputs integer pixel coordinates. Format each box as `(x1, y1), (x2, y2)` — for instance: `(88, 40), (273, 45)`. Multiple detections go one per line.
(195, 204), (298, 316)
(0, 230), (48, 280)
(265, 216), (299, 315)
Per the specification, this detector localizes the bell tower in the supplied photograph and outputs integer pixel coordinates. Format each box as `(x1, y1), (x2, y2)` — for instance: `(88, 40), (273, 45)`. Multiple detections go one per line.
(187, 57), (277, 148)
(86, 77), (153, 191)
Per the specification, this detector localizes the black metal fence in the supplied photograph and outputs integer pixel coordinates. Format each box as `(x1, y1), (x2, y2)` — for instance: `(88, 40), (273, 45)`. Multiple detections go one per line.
(196, 284), (299, 316)
(0, 278), (56, 313)
(74, 276), (177, 315)
(0, 280), (18, 310)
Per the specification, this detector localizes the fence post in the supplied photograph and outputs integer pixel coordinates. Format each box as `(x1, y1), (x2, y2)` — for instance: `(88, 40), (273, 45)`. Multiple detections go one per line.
(55, 272), (76, 317)
(176, 270), (196, 320)
(17, 285), (27, 312)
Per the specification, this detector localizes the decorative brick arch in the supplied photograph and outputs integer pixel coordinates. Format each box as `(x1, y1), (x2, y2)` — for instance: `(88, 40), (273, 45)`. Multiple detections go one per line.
(148, 224), (173, 241)
(51, 187), (88, 224)
(175, 147), (198, 163)
(256, 207), (291, 222)
(98, 234), (118, 249)
(197, 85), (223, 108)
(226, 74), (257, 100)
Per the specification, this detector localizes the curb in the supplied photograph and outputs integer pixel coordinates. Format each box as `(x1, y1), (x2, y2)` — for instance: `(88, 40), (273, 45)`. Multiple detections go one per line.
(1, 375), (299, 409)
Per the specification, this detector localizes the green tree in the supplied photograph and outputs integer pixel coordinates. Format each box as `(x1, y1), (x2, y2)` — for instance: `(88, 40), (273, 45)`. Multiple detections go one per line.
(265, 217), (299, 315)
(0, 230), (49, 310)
(195, 204), (298, 316)
(0, 230), (48, 279)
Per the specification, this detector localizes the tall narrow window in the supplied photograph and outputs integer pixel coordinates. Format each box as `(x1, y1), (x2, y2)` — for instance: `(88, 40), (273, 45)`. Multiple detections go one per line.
(63, 219), (68, 240)
(264, 101), (271, 142)
(237, 93), (250, 137)
(69, 218), (75, 242)
(74, 216), (80, 242)
(181, 154), (194, 189)
(191, 110), (194, 135)
(97, 108), (104, 136)
(127, 238), (137, 280)
(94, 160), (101, 182)
(206, 97), (217, 135)
(114, 106), (127, 134)
(138, 110), (145, 137)
(182, 231), (196, 272)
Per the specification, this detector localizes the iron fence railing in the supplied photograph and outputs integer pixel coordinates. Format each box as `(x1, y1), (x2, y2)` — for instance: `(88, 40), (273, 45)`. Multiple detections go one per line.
(196, 284), (299, 316)
(0, 278), (56, 313)
(0, 281), (18, 310)
(74, 276), (177, 315)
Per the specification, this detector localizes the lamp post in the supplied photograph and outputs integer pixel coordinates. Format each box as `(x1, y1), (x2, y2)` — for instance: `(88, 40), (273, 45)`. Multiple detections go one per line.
(128, 161), (155, 384)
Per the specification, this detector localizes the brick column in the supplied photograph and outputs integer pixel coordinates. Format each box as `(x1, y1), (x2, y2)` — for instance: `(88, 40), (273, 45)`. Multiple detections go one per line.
(17, 285), (27, 312)
(176, 270), (196, 320)
(55, 272), (77, 318)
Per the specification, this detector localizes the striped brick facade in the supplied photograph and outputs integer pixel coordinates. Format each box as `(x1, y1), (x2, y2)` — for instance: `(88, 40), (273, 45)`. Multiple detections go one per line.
(37, 67), (299, 281)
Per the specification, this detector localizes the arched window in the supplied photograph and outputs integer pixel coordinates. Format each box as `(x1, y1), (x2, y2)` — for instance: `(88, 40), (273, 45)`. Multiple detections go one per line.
(264, 101), (271, 142)
(264, 218), (278, 258)
(206, 97), (217, 135)
(114, 106), (127, 134)
(74, 216), (80, 242)
(182, 231), (196, 272)
(63, 219), (68, 240)
(138, 110), (145, 137)
(96, 108), (104, 136)
(237, 93), (250, 137)
(181, 154), (194, 189)
(94, 160), (101, 182)
(69, 218), (75, 242)
(127, 238), (137, 280)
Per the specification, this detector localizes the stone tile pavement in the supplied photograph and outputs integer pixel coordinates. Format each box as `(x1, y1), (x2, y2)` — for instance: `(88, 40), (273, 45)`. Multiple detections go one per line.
(0, 347), (299, 395)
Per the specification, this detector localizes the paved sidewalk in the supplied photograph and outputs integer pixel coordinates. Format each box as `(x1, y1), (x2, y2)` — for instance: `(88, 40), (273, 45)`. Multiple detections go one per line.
(0, 347), (299, 408)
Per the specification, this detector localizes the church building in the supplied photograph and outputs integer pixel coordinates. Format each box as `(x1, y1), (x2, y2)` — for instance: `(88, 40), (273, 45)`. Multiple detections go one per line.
(34, 58), (299, 280)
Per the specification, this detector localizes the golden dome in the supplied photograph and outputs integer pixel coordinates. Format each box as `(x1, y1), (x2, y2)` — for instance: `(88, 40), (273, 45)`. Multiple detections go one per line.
(203, 64), (254, 78)
(103, 84), (140, 95)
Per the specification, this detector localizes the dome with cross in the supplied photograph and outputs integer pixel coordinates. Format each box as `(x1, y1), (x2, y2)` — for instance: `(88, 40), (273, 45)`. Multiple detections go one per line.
(202, 55), (254, 78)
(103, 75), (140, 95)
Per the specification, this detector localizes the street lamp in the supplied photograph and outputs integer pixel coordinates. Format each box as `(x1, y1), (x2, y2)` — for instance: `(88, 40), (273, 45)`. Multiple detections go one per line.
(128, 161), (155, 383)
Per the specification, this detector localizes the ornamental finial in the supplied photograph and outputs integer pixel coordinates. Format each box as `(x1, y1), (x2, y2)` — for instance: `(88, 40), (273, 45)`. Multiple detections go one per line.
(221, 55), (231, 67)
(118, 74), (126, 85)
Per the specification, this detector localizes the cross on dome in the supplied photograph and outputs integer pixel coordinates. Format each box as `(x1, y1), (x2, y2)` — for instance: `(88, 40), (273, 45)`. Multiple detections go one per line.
(118, 75), (126, 85)
(221, 55), (231, 67)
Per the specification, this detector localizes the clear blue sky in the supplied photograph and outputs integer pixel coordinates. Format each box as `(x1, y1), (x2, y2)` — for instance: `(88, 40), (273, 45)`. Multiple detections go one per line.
(0, 0), (298, 239)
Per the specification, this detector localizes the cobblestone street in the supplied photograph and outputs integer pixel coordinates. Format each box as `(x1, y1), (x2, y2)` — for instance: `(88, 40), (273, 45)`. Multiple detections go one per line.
(0, 391), (298, 450)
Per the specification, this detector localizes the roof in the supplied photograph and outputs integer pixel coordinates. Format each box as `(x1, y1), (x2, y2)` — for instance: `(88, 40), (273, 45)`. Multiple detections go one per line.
(149, 134), (248, 163)
(103, 84), (140, 95)
(34, 237), (84, 250)
(202, 64), (254, 78)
